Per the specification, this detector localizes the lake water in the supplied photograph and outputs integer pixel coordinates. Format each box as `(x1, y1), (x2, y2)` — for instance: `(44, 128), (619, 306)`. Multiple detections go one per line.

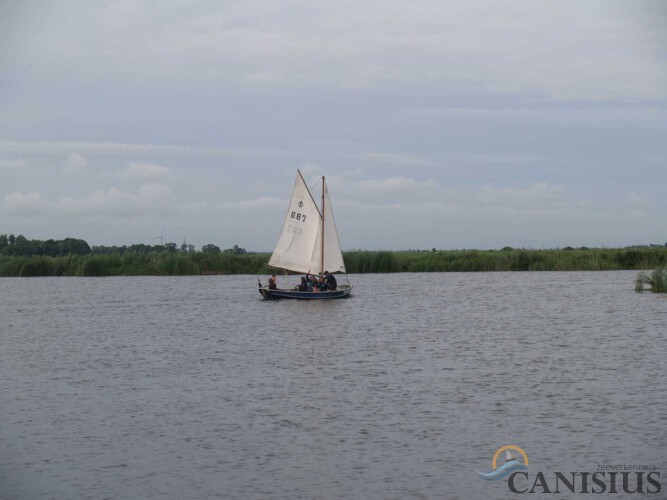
(1, 272), (665, 499)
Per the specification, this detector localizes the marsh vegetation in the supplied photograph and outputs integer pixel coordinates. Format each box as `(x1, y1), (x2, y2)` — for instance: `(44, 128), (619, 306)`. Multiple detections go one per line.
(2, 245), (666, 277)
(635, 267), (667, 293)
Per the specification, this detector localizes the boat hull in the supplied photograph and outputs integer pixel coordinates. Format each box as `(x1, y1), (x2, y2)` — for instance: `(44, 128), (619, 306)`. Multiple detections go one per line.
(259, 284), (352, 300)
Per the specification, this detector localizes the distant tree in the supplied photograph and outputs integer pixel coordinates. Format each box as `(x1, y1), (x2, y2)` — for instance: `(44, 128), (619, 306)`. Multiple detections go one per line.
(164, 242), (177, 253)
(0, 234), (8, 249)
(223, 244), (247, 255)
(6, 235), (32, 256)
(202, 244), (221, 254)
(181, 238), (193, 253)
(94, 245), (126, 255)
(129, 244), (152, 254)
(60, 238), (91, 255)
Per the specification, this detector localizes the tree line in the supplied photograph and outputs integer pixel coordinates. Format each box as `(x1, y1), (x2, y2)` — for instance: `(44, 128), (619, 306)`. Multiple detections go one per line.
(0, 234), (248, 257)
(0, 234), (91, 257)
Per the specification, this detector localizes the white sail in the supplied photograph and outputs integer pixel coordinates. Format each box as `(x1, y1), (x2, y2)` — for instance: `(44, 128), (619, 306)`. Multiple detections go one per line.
(268, 171), (323, 274)
(320, 185), (346, 273)
(268, 171), (347, 275)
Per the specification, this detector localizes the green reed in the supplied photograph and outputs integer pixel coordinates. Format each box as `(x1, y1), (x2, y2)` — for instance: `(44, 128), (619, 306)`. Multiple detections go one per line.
(635, 267), (667, 293)
(1, 246), (666, 277)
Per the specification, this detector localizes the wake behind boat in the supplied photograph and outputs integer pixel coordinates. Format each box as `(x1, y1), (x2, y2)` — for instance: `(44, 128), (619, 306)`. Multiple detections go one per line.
(258, 170), (352, 300)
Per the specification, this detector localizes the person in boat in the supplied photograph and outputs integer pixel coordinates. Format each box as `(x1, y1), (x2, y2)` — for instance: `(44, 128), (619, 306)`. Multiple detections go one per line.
(318, 275), (328, 291)
(324, 271), (337, 291)
(305, 272), (318, 291)
(271, 274), (277, 287)
(297, 276), (309, 292)
(268, 277), (277, 290)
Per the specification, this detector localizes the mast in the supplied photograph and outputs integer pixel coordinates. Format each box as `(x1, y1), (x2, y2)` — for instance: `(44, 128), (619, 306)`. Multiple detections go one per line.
(320, 175), (325, 276)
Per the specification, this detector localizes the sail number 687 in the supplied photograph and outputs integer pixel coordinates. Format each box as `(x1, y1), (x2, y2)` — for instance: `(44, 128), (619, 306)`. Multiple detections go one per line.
(291, 212), (307, 222)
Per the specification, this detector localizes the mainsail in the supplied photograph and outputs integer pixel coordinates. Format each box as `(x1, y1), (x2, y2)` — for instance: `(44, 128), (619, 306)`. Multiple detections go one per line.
(321, 185), (346, 273)
(268, 171), (346, 275)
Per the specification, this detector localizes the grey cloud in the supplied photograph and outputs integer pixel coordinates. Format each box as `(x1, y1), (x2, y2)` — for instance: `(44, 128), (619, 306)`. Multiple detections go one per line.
(1, 1), (665, 249)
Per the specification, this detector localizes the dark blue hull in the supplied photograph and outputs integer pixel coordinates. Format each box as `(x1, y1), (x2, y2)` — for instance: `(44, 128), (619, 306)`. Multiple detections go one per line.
(259, 284), (352, 300)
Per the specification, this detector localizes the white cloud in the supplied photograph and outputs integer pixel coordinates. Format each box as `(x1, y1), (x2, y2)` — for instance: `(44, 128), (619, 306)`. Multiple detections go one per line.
(0, 141), (189, 155)
(332, 175), (439, 201)
(119, 162), (168, 178)
(2, 2), (665, 249)
(450, 153), (553, 167)
(0, 157), (27, 172)
(356, 152), (435, 166)
(405, 107), (667, 129)
(336, 180), (583, 214)
(56, 183), (173, 216)
(448, 182), (586, 212)
(19, 0), (666, 100)
(136, 183), (172, 199)
(3, 191), (46, 215)
(355, 176), (438, 194)
(0, 141), (289, 160)
(236, 196), (285, 211)
(299, 163), (321, 176)
(63, 152), (88, 174)
(104, 0), (143, 28)
(184, 196), (285, 215)
(299, 174), (584, 217)
(335, 181), (601, 249)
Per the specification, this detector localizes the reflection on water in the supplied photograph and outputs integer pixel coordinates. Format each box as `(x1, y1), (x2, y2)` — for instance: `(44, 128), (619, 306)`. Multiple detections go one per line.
(1, 272), (665, 499)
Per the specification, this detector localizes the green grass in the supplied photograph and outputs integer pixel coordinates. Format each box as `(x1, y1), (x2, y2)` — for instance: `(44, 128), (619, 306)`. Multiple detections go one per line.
(635, 267), (667, 293)
(1, 246), (666, 277)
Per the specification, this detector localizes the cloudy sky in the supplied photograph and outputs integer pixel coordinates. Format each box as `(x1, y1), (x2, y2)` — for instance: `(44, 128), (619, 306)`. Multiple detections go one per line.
(1, 0), (666, 250)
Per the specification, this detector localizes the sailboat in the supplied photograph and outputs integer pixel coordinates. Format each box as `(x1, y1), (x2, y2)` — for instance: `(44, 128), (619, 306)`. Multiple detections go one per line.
(258, 170), (353, 300)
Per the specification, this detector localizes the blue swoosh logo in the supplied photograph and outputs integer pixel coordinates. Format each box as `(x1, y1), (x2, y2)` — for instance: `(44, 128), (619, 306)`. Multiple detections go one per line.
(476, 461), (528, 481)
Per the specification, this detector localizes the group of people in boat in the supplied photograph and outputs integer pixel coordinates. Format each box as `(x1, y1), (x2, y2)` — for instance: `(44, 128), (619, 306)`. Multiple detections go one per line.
(267, 270), (337, 292)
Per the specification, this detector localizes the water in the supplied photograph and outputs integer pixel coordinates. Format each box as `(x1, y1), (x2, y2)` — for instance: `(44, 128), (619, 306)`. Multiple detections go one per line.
(1, 272), (665, 499)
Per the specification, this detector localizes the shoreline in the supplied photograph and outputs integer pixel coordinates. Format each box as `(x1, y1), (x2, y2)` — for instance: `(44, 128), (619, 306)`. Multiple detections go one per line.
(1, 247), (665, 277)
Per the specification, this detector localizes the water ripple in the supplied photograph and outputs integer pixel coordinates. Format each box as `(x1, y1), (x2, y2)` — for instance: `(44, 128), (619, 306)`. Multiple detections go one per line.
(0, 272), (665, 499)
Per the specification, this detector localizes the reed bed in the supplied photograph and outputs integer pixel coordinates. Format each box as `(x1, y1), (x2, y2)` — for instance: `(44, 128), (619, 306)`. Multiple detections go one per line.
(1, 247), (666, 277)
(345, 247), (666, 273)
(0, 252), (271, 277)
(635, 267), (667, 293)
